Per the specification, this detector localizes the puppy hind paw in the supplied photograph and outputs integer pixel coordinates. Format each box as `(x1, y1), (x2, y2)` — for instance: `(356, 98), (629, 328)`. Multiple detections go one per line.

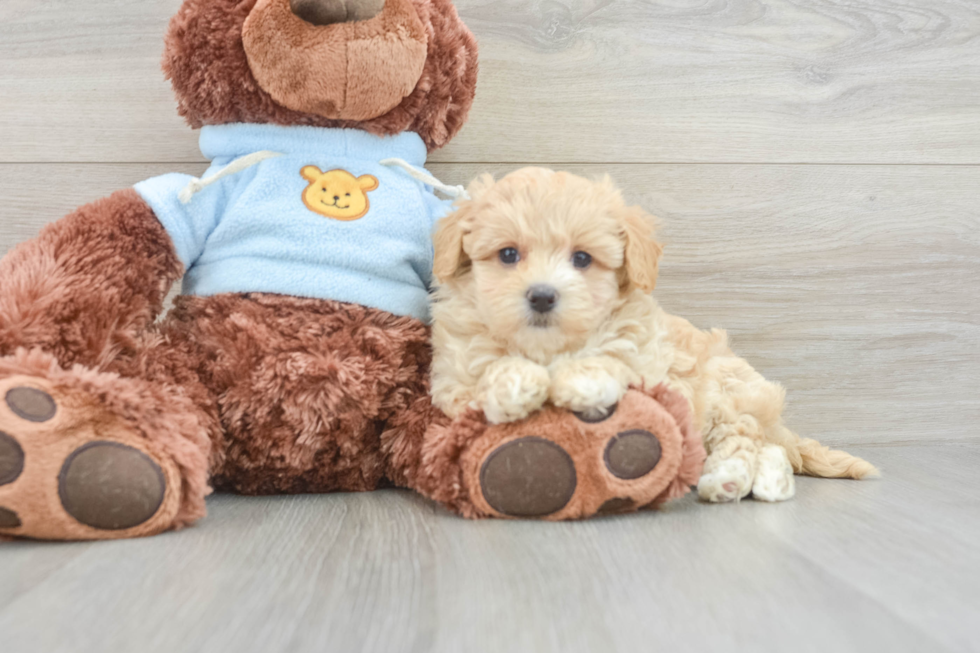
(751, 444), (795, 502)
(697, 458), (754, 503)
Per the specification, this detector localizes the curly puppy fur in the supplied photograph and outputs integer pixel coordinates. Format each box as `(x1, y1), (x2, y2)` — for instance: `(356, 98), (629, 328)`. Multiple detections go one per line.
(430, 168), (878, 501)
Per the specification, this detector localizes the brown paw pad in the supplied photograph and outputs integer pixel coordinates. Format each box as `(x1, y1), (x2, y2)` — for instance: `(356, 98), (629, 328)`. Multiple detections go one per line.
(597, 497), (636, 515)
(5, 387), (57, 423)
(480, 437), (577, 517)
(604, 429), (662, 480)
(0, 506), (21, 528)
(0, 431), (25, 486)
(59, 442), (166, 531)
(573, 403), (618, 424)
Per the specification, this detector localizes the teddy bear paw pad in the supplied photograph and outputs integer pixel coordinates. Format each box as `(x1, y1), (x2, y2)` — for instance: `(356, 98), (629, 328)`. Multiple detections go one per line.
(573, 403), (618, 424)
(479, 437), (577, 517)
(0, 375), (185, 540)
(597, 497), (636, 515)
(0, 431), (25, 486)
(604, 429), (662, 480)
(0, 506), (21, 528)
(5, 387), (57, 423)
(59, 442), (167, 531)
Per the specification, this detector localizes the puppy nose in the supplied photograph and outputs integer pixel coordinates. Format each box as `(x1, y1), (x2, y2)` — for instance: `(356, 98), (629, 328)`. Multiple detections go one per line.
(290, 0), (385, 26)
(526, 285), (559, 314)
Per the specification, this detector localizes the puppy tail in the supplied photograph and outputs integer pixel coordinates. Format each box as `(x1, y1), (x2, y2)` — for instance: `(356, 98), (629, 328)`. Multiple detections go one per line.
(791, 434), (880, 480)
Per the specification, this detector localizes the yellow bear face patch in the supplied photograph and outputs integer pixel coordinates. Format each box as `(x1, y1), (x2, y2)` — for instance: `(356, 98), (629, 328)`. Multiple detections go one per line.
(300, 166), (379, 221)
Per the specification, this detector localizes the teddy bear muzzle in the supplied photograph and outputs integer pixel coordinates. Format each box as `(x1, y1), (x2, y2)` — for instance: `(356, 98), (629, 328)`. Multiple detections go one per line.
(243, 0), (428, 122)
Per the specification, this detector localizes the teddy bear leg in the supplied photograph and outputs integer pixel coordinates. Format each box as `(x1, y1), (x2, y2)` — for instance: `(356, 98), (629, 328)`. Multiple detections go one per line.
(0, 189), (212, 540)
(415, 386), (705, 520)
(0, 344), (213, 541)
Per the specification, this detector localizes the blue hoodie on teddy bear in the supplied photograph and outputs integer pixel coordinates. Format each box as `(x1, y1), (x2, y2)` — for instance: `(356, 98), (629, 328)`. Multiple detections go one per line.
(135, 123), (453, 322)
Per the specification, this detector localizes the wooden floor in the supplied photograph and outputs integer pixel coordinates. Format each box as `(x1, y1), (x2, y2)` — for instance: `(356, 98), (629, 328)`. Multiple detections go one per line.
(1, 443), (978, 653)
(0, 1), (978, 651)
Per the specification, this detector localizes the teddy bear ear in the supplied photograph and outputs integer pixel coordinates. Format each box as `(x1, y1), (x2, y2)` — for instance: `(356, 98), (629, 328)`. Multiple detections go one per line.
(301, 166), (323, 182)
(357, 175), (380, 192)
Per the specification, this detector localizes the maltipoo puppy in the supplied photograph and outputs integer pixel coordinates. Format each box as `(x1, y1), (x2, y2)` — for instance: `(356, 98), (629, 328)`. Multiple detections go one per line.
(430, 167), (877, 502)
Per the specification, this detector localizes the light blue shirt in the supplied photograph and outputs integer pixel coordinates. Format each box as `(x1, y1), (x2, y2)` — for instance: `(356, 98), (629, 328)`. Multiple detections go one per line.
(134, 123), (453, 322)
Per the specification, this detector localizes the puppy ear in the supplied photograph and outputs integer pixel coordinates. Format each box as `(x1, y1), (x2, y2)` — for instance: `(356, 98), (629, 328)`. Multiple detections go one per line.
(465, 173), (496, 201)
(432, 203), (473, 283)
(620, 206), (664, 292)
(432, 174), (495, 283)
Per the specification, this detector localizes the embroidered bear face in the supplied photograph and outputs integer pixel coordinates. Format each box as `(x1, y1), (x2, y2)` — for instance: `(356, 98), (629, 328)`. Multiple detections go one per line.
(301, 166), (379, 221)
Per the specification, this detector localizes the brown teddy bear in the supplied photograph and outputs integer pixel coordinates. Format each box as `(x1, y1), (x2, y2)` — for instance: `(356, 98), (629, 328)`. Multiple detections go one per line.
(0, 0), (703, 540)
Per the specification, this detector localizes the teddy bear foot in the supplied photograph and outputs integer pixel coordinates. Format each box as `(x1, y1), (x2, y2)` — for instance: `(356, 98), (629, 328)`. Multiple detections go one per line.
(434, 386), (704, 520)
(0, 357), (209, 541)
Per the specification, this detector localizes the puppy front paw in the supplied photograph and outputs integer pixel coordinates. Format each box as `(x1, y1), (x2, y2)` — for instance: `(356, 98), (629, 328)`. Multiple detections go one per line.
(549, 358), (627, 420)
(479, 358), (550, 424)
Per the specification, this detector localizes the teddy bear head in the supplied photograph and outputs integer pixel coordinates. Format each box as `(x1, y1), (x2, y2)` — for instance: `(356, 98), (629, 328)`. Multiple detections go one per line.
(163, 0), (479, 151)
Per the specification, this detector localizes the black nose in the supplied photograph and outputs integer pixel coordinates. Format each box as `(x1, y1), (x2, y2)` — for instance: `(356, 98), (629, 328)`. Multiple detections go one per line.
(290, 0), (386, 26)
(527, 285), (559, 314)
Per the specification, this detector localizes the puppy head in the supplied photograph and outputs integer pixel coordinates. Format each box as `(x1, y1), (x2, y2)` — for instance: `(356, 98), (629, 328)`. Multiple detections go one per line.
(433, 168), (663, 355)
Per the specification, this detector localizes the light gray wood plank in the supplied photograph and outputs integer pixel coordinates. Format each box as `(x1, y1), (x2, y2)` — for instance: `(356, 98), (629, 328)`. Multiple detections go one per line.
(1, 162), (975, 446)
(762, 443), (980, 653)
(0, 443), (974, 653)
(0, 541), (93, 613)
(1, 0), (979, 164)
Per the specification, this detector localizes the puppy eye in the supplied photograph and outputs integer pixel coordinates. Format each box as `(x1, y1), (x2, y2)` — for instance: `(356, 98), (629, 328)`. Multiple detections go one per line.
(498, 248), (521, 265)
(572, 251), (593, 269)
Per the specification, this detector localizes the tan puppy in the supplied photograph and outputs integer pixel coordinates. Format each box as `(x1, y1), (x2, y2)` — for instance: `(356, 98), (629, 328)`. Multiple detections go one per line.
(430, 168), (878, 503)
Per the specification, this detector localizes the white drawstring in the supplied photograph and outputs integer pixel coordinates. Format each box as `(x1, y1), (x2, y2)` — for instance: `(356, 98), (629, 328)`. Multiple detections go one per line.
(179, 150), (284, 204)
(178, 152), (469, 205)
(380, 158), (471, 201)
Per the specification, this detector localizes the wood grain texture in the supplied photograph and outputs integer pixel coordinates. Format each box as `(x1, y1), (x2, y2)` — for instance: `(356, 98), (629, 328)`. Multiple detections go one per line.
(0, 443), (975, 653)
(1, 162), (975, 446)
(1, 0), (979, 163)
(1, 1), (978, 649)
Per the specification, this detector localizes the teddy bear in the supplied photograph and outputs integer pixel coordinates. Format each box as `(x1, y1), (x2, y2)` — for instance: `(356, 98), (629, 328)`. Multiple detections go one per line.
(0, 0), (703, 540)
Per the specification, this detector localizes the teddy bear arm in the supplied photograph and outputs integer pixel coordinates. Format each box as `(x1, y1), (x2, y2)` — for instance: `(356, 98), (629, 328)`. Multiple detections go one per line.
(0, 188), (182, 368)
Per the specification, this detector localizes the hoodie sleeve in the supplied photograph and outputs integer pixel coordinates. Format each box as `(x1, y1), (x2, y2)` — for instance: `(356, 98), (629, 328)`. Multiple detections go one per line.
(134, 173), (226, 270)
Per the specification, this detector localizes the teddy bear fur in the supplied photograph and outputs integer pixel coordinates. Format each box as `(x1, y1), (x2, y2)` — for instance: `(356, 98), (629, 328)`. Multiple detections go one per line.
(165, 0), (477, 149)
(0, 0), (702, 540)
(0, 0), (476, 540)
